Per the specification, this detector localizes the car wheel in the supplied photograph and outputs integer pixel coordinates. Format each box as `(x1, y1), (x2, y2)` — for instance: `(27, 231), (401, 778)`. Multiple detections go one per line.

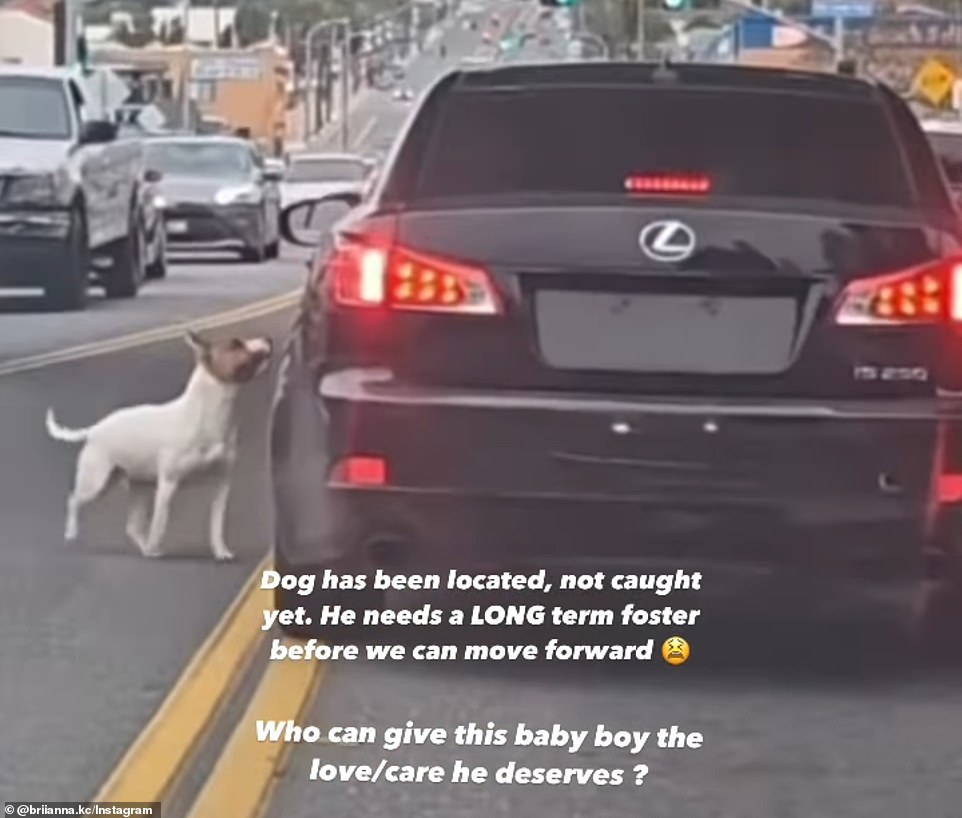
(915, 512), (962, 660)
(43, 204), (89, 312)
(240, 214), (267, 263)
(104, 209), (145, 298)
(145, 225), (167, 280)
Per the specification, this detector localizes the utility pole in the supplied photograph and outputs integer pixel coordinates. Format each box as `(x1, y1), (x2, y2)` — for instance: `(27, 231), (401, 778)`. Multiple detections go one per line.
(301, 17), (349, 143)
(636, 0), (646, 59)
(63, 0), (78, 64)
(340, 20), (351, 151)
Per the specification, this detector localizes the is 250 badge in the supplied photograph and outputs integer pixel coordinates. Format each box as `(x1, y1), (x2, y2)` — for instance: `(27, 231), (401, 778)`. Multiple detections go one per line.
(853, 366), (929, 382)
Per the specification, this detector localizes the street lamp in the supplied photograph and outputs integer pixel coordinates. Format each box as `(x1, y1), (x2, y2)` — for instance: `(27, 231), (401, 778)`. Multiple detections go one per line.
(303, 16), (351, 147)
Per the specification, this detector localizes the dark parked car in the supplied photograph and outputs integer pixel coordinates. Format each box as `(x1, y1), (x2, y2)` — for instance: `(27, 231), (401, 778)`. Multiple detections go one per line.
(145, 135), (282, 262)
(272, 62), (962, 643)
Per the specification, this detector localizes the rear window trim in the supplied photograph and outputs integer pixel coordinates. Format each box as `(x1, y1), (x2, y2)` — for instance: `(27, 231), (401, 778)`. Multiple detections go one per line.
(412, 84), (916, 208)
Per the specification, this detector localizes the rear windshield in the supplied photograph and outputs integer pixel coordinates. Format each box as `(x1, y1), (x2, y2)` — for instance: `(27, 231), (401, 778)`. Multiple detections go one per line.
(415, 87), (913, 207)
(926, 132), (962, 186)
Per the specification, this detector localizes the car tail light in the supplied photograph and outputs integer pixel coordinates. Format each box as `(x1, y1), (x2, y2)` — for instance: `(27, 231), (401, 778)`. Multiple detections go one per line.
(624, 174), (711, 195)
(834, 259), (962, 326)
(327, 237), (502, 315)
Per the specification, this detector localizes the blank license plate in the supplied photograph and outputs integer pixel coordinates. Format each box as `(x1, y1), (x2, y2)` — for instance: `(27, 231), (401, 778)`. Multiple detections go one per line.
(166, 220), (188, 234)
(535, 291), (798, 375)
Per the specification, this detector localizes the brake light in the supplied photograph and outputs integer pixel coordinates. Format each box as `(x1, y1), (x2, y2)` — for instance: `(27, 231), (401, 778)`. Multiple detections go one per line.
(624, 174), (711, 195)
(328, 238), (502, 314)
(834, 259), (962, 325)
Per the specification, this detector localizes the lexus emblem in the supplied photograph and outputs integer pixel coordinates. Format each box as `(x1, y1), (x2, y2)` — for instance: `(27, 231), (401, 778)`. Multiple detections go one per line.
(638, 219), (696, 263)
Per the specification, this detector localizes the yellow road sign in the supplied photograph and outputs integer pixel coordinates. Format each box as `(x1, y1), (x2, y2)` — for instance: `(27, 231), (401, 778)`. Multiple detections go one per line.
(914, 57), (957, 108)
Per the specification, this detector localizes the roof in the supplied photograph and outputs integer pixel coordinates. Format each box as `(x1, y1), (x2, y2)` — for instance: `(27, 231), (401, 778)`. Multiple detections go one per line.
(143, 135), (251, 147)
(451, 61), (879, 99)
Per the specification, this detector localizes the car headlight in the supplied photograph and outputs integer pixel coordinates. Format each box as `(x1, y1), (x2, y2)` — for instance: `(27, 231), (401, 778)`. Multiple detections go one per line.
(4, 173), (59, 205)
(214, 184), (262, 205)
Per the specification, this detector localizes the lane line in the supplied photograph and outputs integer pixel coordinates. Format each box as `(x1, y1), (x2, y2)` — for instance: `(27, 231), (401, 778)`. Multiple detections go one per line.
(92, 556), (273, 804)
(183, 637), (326, 818)
(0, 289), (299, 377)
(352, 115), (379, 152)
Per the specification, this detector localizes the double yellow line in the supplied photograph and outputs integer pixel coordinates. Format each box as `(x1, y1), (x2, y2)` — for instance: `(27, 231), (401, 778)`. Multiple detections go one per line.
(94, 557), (326, 818)
(0, 289), (300, 377)
(0, 288), (326, 817)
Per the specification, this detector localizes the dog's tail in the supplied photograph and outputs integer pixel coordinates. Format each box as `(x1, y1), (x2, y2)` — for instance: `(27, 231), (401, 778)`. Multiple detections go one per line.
(45, 408), (90, 444)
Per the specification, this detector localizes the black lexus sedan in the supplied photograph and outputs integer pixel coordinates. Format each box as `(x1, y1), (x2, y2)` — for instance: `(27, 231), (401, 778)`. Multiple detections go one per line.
(145, 135), (282, 262)
(271, 61), (962, 645)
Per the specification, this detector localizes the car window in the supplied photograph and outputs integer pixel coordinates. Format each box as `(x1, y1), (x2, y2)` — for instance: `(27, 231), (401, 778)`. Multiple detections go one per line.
(286, 158), (367, 183)
(144, 141), (253, 179)
(0, 76), (72, 139)
(926, 132), (962, 186)
(414, 87), (914, 207)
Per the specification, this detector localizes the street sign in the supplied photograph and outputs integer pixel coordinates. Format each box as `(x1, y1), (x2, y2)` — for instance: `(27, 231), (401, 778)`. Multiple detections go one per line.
(810, 0), (874, 18)
(190, 56), (262, 81)
(914, 57), (957, 108)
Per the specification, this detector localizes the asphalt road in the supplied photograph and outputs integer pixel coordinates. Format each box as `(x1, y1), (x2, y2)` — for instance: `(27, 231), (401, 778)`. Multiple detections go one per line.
(11, 7), (962, 818)
(0, 5), (504, 811)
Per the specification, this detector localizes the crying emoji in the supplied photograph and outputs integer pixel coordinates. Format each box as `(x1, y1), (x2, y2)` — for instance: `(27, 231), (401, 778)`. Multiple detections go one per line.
(662, 636), (690, 666)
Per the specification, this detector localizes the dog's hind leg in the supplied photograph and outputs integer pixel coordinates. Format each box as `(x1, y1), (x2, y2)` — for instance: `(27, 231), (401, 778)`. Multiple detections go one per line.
(125, 482), (153, 555)
(64, 446), (114, 542)
(142, 475), (178, 558)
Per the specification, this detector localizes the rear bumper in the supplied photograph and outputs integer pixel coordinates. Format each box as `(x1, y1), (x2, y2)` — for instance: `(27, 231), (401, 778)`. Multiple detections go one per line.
(271, 366), (962, 578)
(162, 203), (259, 249)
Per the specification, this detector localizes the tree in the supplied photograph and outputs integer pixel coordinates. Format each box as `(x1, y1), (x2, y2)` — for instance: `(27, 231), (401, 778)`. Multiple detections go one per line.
(167, 17), (185, 45)
(234, 2), (272, 46)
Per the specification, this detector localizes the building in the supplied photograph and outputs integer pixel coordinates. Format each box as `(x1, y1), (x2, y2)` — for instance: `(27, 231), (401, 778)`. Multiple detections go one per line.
(0, 0), (54, 66)
(92, 42), (293, 152)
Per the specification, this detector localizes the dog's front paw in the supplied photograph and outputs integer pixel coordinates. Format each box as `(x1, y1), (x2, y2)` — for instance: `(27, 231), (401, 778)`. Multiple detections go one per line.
(141, 549), (163, 559)
(213, 549), (235, 562)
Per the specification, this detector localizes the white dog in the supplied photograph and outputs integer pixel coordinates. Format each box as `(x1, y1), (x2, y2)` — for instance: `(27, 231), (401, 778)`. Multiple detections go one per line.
(45, 330), (273, 560)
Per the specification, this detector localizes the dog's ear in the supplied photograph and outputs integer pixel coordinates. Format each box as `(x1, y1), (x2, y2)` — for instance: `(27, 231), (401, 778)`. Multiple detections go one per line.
(184, 330), (208, 356)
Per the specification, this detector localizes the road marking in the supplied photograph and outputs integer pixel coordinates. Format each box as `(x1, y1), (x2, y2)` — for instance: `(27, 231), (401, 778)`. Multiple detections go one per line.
(0, 289), (299, 377)
(353, 115), (379, 151)
(184, 637), (326, 818)
(93, 556), (273, 804)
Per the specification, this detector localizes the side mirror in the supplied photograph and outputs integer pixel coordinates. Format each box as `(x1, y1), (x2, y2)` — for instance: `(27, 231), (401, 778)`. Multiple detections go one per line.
(144, 168), (163, 183)
(78, 119), (117, 145)
(280, 192), (363, 247)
